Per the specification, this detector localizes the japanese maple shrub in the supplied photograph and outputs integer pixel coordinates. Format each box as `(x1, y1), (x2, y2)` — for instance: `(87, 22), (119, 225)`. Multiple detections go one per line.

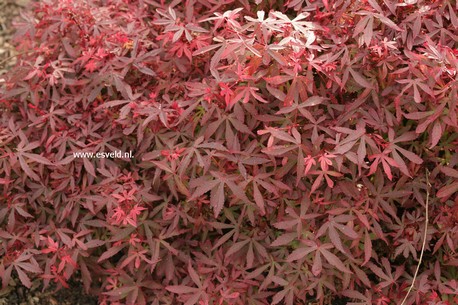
(1, 0), (458, 304)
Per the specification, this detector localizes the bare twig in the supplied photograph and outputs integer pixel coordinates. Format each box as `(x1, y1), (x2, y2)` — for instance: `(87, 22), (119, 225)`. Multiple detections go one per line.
(0, 50), (34, 68)
(400, 169), (430, 305)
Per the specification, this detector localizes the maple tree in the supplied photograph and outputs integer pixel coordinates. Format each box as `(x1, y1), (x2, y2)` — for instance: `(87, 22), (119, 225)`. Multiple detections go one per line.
(1, 0), (458, 304)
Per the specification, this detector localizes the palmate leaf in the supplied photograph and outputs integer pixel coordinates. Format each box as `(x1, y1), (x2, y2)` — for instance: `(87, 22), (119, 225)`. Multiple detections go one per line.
(286, 240), (317, 262)
(166, 285), (199, 294)
(319, 246), (352, 274)
(316, 214), (359, 254)
(437, 182), (458, 199)
(210, 182), (225, 217)
(225, 239), (250, 258)
(342, 289), (373, 305)
(271, 286), (294, 305)
(308, 170), (343, 193)
(165, 263), (207, 305)
(189, 176), (219, 200)
(368, 150), (399, 181)
(252, 181), (266, 215)
(16, 266), (32, 288)
(436, 167), (458, 200)
(286, 241), (352, 275)
(272, 198), (321, 239)
(10, 254), (42, 288)
(97, 245), (127, 263)
(189, 171), (251, 217)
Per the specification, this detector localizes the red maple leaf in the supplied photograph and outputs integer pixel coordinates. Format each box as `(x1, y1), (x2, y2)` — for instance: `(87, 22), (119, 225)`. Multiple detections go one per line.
(84, 60), (98, 72)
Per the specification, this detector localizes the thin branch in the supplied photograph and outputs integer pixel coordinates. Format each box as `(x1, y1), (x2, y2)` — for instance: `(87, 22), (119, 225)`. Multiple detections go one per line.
(400, 169), (430, 305)
(0, 50), (34, 68)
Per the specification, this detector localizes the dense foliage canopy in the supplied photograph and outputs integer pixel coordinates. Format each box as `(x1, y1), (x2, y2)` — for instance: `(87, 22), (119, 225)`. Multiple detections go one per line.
(1, 0), (458, 304)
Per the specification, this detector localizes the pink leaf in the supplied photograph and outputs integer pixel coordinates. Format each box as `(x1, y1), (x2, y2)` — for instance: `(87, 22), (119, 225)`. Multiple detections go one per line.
(320, 248), (352, 274)
(328, 226), (344, 253)
(19, 155), (40, 181)
(270, 233), (296, 247)
(15, 267), (32, 288)
(437, 182), (458, 199)
(441, 167), (458, 178)
(22, 152), (52, 165)
(225, 239), (250, 258)
(363, 230), (372, 266)
(83, 158), (96, 177)
(210, 183), (225, 218)
(349, 68), (373, 89)
(187, 263), (201, 287)
(97, 245), (126, 263)
(430, 122), (442, 148)
(311, 251), (322, 276)
(286, 246), (316, 262)
(253, 182), (266, 216)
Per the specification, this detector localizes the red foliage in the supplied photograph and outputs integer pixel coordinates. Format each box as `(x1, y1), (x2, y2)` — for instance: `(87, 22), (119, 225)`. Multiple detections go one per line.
(1, 0), (458, 304)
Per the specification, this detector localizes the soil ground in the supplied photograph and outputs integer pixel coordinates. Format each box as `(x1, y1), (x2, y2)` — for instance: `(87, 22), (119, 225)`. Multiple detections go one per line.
(0, 0), (27, 74)
(0, 278), (98, 305)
